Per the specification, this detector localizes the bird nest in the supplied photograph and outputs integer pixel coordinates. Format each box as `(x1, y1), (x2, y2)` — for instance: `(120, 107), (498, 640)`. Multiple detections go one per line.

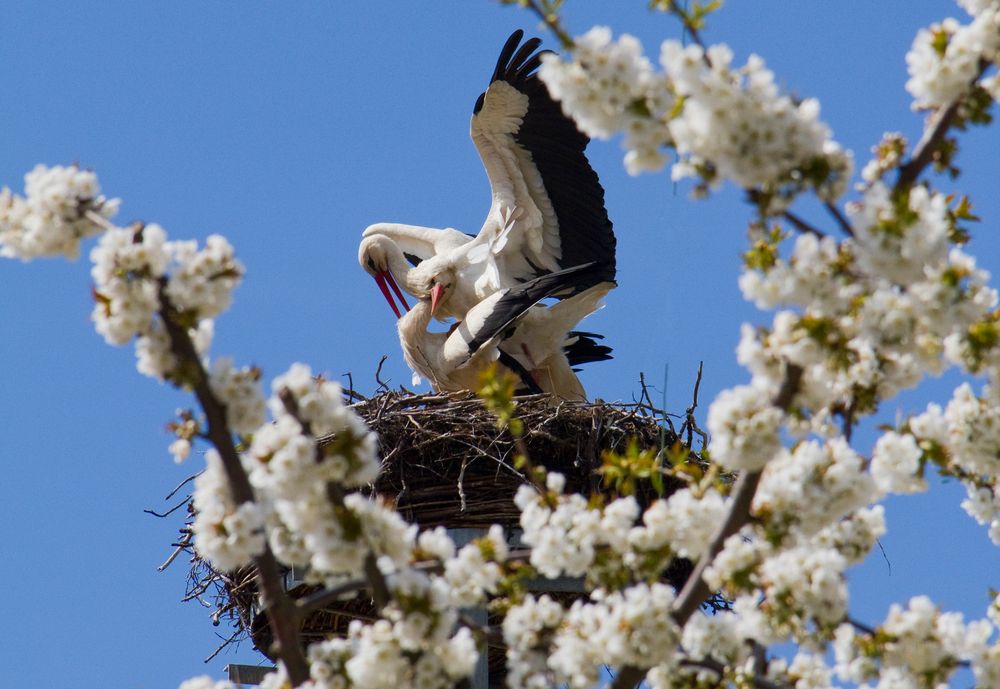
(173, 389), (709, 672)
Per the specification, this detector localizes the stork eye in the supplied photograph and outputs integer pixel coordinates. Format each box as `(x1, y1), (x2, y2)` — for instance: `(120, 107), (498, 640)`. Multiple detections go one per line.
(367, 257), (376, 271)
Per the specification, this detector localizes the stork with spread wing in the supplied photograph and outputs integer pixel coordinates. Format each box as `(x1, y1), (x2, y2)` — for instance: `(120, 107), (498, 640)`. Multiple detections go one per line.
(359, 29), (616, 321)
(397, 263), (614, 400)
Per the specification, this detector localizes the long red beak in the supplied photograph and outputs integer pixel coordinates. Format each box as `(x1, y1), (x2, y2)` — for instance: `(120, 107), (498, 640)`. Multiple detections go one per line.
(430, 283), (446, 315)
(373, 271), (410, 319)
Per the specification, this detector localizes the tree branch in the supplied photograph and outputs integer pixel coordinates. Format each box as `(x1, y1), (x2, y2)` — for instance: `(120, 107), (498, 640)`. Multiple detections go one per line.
(781, 210), (826, 239)
(895, 58), (990, 190)
(518, 0), (575, 49)
(157, 284), (310, 685)
(823, 201), (854, 237)
(609, 364), (803, 689)
(277, 388), (392, 610)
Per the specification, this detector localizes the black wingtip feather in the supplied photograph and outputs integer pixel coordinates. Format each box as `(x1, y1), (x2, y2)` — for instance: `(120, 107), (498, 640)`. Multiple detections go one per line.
(505, 37), (543, 82)
(491, 30), (525, 83)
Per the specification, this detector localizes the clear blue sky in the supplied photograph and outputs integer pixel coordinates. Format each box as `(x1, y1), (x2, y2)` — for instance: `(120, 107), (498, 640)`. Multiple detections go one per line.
(2, 2), (998, 687)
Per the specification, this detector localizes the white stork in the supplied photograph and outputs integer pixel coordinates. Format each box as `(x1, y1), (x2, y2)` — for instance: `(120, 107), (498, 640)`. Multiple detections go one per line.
(360, 29), (616, 321)
(397, 263), (614, 400)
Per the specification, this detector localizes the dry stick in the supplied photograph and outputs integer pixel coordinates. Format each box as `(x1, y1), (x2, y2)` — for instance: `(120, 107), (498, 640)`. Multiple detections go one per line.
(205, 627), (244, 663)
(824, 201), (854, 238)
(781, 209), (826, 238)
(609, 364), (804, 689)
(896, 58), (991, 190)
(521, 0), (575, 49)
(681, 361), (707, 448)
(157, 284), (310, 684)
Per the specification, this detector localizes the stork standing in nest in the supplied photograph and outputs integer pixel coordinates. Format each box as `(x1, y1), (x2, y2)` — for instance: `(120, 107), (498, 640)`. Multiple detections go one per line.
(397, 263), (614, 400)
(359, 29), (616, 321)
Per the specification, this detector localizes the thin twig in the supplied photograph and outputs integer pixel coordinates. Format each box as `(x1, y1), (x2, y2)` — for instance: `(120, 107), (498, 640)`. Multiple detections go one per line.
(519, 0), (575, 49)
(895, 58), (990, 190)
(680, 362), (707, 449)
(782, 210), (826, 239)
(164, 471), (203, 501)
(823, 201), (854, 237)
(375, 355), (391, 392)
(144, 498), (190, 518)
(158, 540), (190, 572)
(204, 627), (243, 663)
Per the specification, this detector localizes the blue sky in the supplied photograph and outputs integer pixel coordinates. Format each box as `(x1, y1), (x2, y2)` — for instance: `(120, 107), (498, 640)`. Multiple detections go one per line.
(2, 2), (999, 687)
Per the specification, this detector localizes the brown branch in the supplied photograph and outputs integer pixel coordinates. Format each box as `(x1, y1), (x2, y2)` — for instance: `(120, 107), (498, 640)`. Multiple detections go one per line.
(278, 388), (392, 610)
(157, 284), (309, 685)
(781, 210), (826, 239)
(609, 364), (803, 689)
(518, 0), (575, 49)
(895, 58), (990, 190)
(823, 201), (854, 237)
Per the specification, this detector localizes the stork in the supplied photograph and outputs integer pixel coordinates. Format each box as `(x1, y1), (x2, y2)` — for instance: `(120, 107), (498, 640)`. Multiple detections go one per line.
(397, 263), (614, 400)
(360, 29), (616, 322)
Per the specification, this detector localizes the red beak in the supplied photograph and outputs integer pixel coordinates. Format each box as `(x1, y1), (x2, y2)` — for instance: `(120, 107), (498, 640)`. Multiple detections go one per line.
(373, 272), (410, 319)
(430, 283), (446, 315)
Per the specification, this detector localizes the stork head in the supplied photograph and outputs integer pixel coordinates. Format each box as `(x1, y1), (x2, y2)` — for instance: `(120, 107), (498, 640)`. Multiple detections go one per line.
(358, 234), (410, 319)
(409, 263), (457, 318)
(405, 259), (452, 314)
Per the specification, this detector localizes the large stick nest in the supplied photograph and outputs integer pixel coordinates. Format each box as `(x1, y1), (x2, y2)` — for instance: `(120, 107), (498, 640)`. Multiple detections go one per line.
(177, 390), (708, 673)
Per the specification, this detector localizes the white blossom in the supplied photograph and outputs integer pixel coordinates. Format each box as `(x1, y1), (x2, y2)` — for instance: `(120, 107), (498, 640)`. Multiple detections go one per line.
(539, 28), (673, 174)
(707, 383), (784, 470)
(851, 182), (951, 286)
(628, 487), (726, 560)
(870, 432), (927, 495)
(0, 164), (119, 260)
(754, 438), (875, 540)
(90, 224), (169, 345)
(165, 234), (243, 319)
(906, 11), (1000, 110)
(191, 450), (266, 571)
(209, 357), (266, 435)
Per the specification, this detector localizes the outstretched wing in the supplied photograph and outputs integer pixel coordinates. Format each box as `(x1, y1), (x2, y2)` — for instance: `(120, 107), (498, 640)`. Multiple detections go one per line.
(468, 30), (616, 292)
(441, 262), (605, 368)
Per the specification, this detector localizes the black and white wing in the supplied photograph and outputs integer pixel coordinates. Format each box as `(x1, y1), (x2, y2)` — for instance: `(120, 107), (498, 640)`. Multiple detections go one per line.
(441, 262), (605, 369)
(467, 30), (616, 292)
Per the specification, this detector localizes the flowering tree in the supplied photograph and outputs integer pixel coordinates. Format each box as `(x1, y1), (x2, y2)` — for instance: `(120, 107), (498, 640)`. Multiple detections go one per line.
(4, 1), (1000, 688)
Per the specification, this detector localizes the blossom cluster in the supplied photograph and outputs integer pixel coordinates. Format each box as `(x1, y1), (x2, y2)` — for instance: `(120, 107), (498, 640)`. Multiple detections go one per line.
(736, 185), (997, 440)
(0, 164), (119, 260)
(9, 1), (1000, 686)
(539, 28), (851, 208)
(834, 595), (1000, 688)
(906, 3), (1000, 110)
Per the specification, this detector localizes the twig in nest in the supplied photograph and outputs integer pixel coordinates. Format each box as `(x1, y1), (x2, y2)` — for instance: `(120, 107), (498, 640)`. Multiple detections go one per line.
(204, 627), (244, 663)
(144, 497), (191, 519)
(457, 459), (470, 512)
(375, 355), (390, 392)
(158, 535), (191, 572)
(678, 362), (708, 450)
(164, 471), (203, 501)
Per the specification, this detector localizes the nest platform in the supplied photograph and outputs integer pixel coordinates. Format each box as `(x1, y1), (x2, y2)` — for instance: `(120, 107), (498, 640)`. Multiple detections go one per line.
(180, 391), (704, 679)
